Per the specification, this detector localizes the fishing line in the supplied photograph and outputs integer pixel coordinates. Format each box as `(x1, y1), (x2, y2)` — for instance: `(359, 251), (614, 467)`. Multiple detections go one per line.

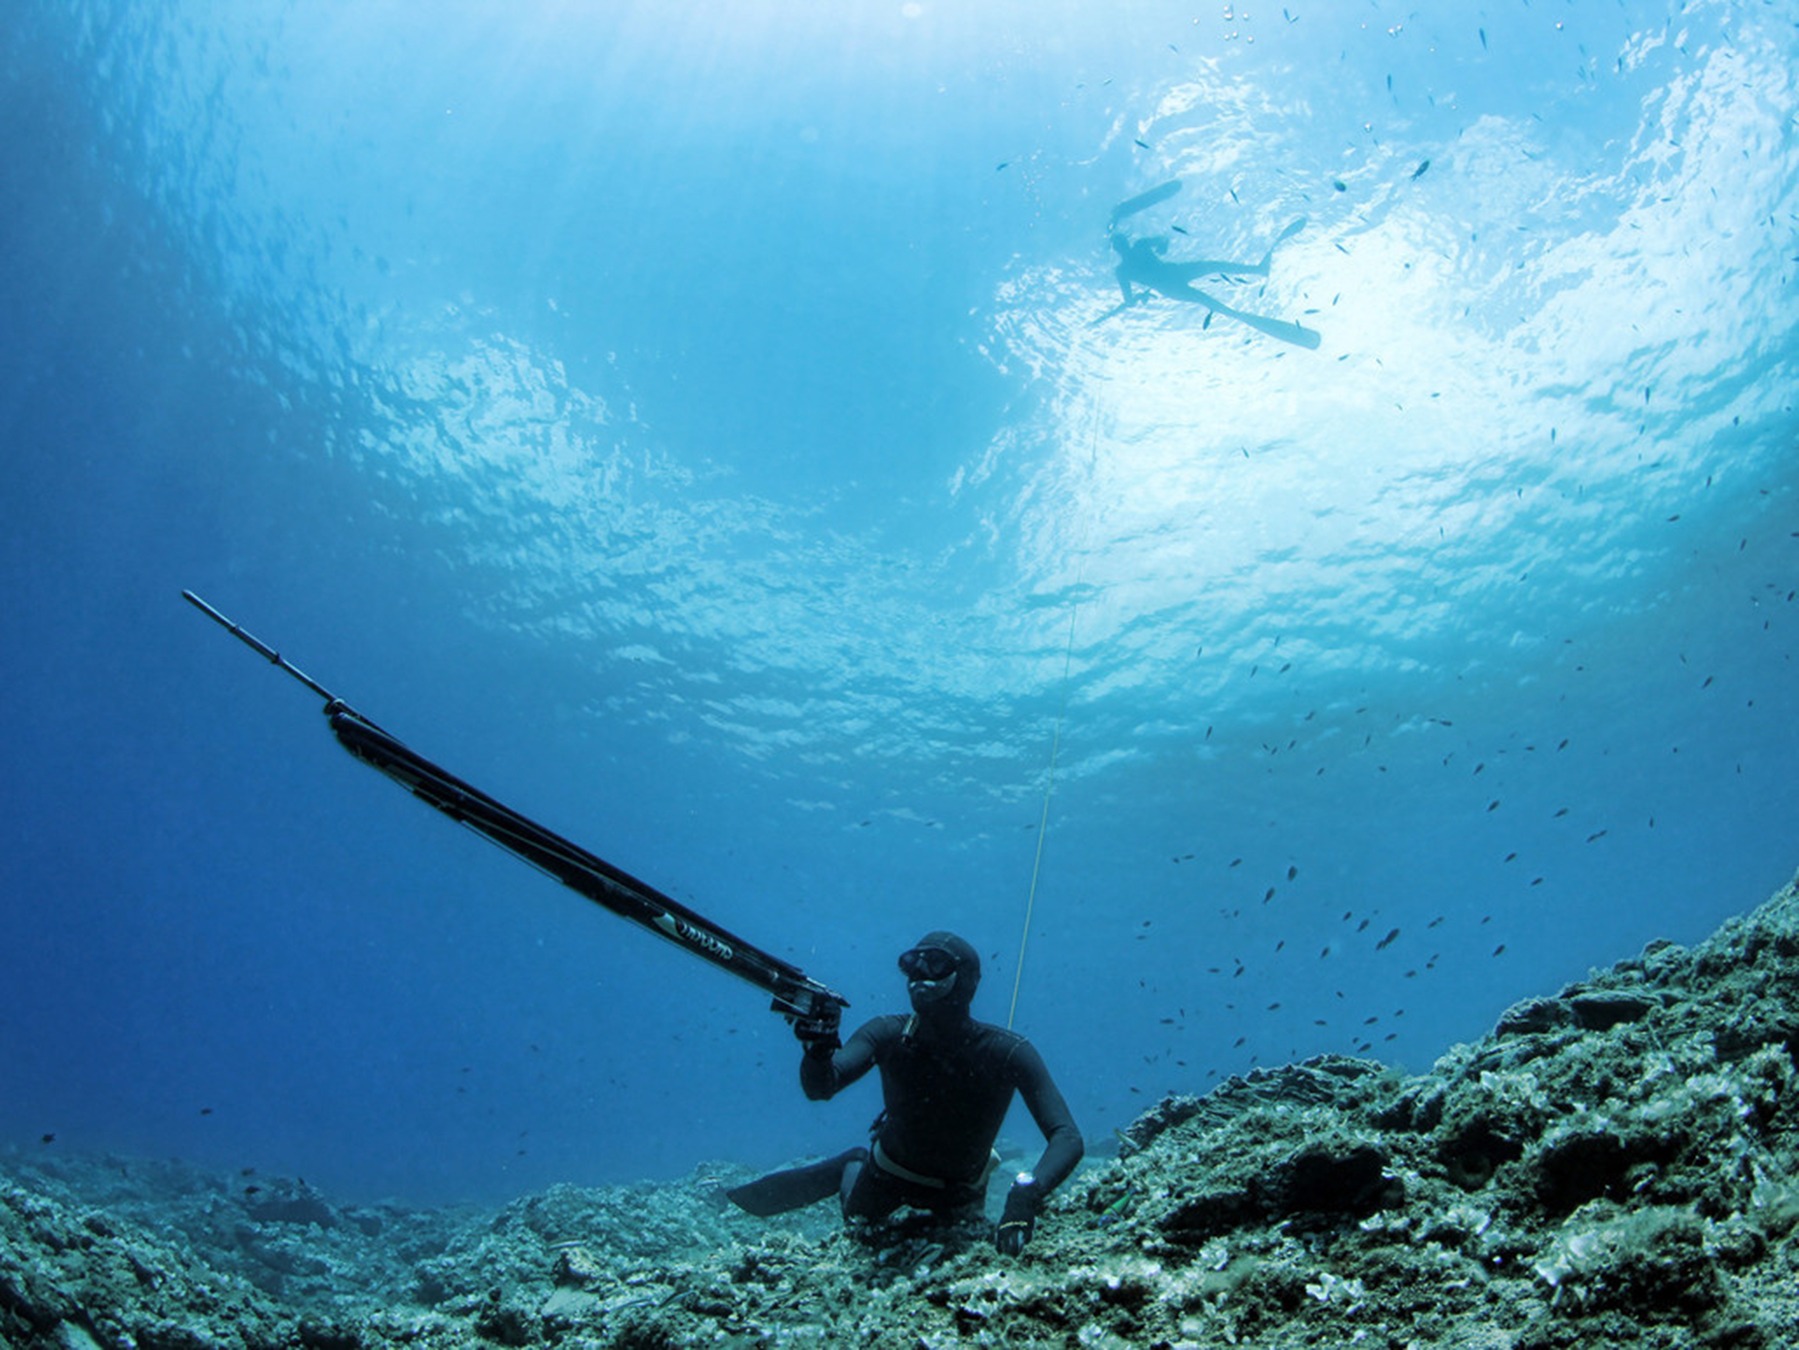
(1006, 582), (1082, 1030)
(1005, 398), (1105, 1028)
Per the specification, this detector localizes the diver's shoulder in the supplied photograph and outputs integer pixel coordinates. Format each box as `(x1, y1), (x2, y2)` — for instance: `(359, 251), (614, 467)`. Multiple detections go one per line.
(860, 1012), (913, 1042)
(971, 1019), (1034, 1053)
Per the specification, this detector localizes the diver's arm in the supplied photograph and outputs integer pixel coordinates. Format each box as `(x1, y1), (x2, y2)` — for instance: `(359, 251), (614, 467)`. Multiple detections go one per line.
(1088, 273), (1138, 327)
(1011, 1041), (1085, 1191)
(800, 1018), (882, 1101)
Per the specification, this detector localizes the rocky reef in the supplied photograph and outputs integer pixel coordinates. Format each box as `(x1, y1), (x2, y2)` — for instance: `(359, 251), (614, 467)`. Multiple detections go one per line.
(6, 872), (1798, 1348)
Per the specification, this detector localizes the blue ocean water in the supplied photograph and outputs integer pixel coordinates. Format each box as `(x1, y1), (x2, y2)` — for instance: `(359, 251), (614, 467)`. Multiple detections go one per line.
(2, 0), (1794, 1206)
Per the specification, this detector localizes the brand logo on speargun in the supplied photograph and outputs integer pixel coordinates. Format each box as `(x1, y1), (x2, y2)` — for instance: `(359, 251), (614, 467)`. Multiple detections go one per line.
(654, 913), (734, 962)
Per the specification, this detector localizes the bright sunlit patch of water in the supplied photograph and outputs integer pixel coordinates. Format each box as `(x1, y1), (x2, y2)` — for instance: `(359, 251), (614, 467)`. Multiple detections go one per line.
(967, 21), (1794, 756)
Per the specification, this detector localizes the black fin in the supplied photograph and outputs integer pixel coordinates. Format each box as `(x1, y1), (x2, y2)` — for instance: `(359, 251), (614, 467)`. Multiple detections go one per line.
(725, 1148), (866, 1217)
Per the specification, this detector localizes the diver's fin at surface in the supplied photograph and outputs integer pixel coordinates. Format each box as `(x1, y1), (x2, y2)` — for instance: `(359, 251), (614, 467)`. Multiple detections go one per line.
(1108, 179), (1182, 227)
(1256, 217), (1308, 272)
(1188, 286), (1322, 349)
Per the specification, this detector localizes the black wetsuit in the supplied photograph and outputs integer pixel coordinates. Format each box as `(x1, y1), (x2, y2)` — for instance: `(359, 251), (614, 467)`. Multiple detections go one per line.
(802, 1011), (1084, 1216)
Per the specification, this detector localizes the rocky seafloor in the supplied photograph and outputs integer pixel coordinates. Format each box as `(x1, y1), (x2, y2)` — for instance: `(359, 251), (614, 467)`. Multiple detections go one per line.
(7, 873), (1799, 1349)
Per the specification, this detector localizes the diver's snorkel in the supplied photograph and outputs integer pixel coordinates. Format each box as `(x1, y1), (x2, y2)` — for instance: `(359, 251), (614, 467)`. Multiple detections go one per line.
(907, 970), (960, 1012)
(899, 941), (966, 1017)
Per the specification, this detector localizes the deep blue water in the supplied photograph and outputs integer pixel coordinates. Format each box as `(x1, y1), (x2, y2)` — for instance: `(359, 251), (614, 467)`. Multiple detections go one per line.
(2, 0), (1795, 1205)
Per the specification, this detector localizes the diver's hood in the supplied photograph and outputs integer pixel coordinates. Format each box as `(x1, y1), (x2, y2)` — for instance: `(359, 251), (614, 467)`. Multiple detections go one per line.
(905, 930), (981, 1014)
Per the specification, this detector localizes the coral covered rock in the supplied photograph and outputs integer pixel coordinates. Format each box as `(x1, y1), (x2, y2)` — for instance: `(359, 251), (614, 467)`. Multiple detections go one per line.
(4, 872), (1798, 1349)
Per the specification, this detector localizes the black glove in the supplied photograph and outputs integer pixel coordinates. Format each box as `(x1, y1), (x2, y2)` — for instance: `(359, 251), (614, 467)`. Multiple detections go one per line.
(792, 1000), (842, 1054)
(995, 1176), (1040, 1255)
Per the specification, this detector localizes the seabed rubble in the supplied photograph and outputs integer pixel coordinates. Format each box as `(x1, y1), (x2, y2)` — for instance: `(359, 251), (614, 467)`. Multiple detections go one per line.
(6, 873), (1799, 1349)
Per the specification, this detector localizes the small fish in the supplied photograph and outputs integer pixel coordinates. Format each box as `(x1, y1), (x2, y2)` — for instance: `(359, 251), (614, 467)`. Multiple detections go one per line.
(1493, 944), (1507, 956)
(1287, 865), (1298, 881)
(1264, 887), (1276, 903)
(1333, 179), (1347, 192)
(1134, 138), (1151, 150)
(1376, 927), (1401, 950)
(1411, 159), (1431, 180)
(1586, 830), (1608, 843)
(40, 1133), (54, 1145)
(1479, 27), (1487, 50)
(1487, 800), (1501, 812)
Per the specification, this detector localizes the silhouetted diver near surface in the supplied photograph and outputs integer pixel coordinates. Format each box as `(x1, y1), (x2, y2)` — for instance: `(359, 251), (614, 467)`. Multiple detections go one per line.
(1096, 180), (1319, 348)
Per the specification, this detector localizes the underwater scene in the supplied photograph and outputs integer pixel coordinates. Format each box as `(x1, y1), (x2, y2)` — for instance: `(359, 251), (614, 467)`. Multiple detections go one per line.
(2, 0), (1797, 1345)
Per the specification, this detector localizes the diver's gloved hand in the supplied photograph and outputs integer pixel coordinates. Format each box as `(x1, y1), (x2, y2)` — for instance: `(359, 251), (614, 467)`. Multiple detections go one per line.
(792, 1001), (842, 1054)
(995, 1175), (1040, 1255)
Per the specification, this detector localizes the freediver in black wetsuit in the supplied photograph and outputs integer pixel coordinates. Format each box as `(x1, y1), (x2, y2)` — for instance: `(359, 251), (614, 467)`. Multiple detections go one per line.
(1095, 179), (1319, 348)
(725, 932), (1084, 1256)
